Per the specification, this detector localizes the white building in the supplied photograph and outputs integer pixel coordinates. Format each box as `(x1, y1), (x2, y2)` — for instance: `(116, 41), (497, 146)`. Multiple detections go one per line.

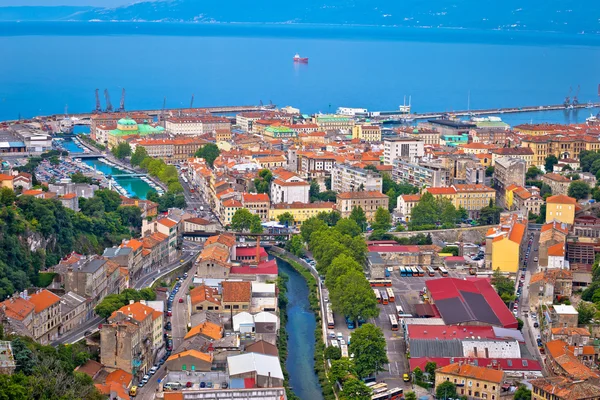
(396, 194), (421, 222)
(331, 163), (382, 193)
(270, 169), (310, 204)
(165, 117), (204, 136)
(547, 243), (568, 270)
(384, 136), (425, 165)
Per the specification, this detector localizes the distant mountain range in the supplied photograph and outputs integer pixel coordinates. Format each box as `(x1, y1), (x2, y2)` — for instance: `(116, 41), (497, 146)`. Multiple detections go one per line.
(1, 0), (598, 34)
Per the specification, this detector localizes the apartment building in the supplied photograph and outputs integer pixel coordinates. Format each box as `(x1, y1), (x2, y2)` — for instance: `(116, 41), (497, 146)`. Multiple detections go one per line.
(396, 194), (421, 222)
(493, 157), (526, 207)
(541, 173), (572, 196)
(299, 152), (337, 180)
(435, 363), (504, 400)
(29, 290), (61, 345)
(486, 212), (527, 273)
(400, 127), (440, 146)
(242, 193), (270, 222)
(392, 159), (450, 188)
(384, 136), (425, 165)
(491, 147), (535, 168)
(331, 163), (382, 193)
(165, 117), (204, 135)
(60, 256), (108, 320)
(425, 184), (496, 219)
(59, 291), (87, 335)
(268, 202), (335, 227)
(336, 191), (390, 220)
(352, 124), (382, 142)
(270, 169), (310, 205)
(546, 195), (577, 225)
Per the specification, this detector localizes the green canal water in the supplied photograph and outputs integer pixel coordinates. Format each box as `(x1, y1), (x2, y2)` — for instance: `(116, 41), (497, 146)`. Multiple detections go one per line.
(81, 158), (155, 200)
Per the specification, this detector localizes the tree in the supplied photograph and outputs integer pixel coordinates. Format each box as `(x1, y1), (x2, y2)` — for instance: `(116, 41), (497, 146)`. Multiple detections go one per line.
(545, 155), (558, 172)
(425, 361), (437, 382)
(111, 142), (131, 159)
(387, 188), (397, 212)
(341, 378), (371, 400)
(285, 235), (304, 257)
(568, 181), (590, 200)
(70, 172), (94, 184)
(405, 392), (417, 400)
(371, 207), (392, 232)
(526, 166), (543, 180)
(277, 212), (295, 227)
(335, 218), (362, 238)
(514, 385), (532, 400)
(485, 166), (494, 177)
(348, 323), (388, 378)
(94, 294), (126, 319)
(0, 187), (16, 206)
(194, 143), (221, 167)
(326, 254), (363, 294)
(492, 268), (516, 305)
(130, 146), (149, 166)
(316, 210), (341, 226)
(324, 346), (341, 361)
(441, 246), (459, 256)
(349, 206), (368, 232)
(331, 270), (379, 323)
(330, 358), (356, 383)
(230, 208), (256, 232)
(577, 301), (596, 325)
(309, 180), (320, 202)
(250, 215), (263, 234)
(478, 202), (503, 225)
(517, 318), (524, 330)
(300, 217), (327, 243)
(414, 366), (424, 382)
(117, 206), (142, 229)
(254, 169), (273, 194)
(49, 155), (60, 166)
(167, 181), (184, 193)
(436, 381), (458, 400)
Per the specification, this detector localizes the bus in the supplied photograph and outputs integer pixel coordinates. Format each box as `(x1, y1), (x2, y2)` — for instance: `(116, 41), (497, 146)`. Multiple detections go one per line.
(369, 280), (392, 287)
(396, 305), (404, 318)
(389, 314), (399, 331)
(340, 344), (349, 358)
(426, 266), (435, 276)
(411, 267), (419, 276)
(439, 267), (449, 277)
(330, 339), (339, 348)
(374, 288), (382, 303)
(386, 287), (395, 302)
(326, 305), (335, 329)
(399, 266), (407, 277)
(371, 383), (388, 394)
(381, 290), (389, 305)
(416, 267), (425, 277)
(404, 267), (412, 277)
(371, 387), (403, 400)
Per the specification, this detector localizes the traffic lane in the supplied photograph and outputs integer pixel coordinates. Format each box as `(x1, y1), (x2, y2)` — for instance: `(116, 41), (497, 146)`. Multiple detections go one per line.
(52, 316), (103, 346)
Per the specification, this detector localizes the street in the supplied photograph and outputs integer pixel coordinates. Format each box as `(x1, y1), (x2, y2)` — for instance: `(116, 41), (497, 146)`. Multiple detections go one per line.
(179, 173), (221, 226)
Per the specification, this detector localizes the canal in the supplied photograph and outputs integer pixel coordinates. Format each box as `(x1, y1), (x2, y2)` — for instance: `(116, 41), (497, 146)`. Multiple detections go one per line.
(82, 158), (155, 200)
(276, 258), (324, 400)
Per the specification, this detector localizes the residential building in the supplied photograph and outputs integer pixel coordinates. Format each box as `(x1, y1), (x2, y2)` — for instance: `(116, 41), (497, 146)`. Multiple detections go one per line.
(383, 136), (425, 165)
(529, 269), (573, 308)
(190, 285), (221, 313)
(165, 116), (229, 136)
(402, 127), (441, 146)
(396, 194), (421, 222)
(465, 163), (485, 185)
(550, 305), (579, 329)
(426, 184), (496, 219)
(299, 151), (337, 180)
(541, 173), (572, 197)
(392, 159), (450, 188)
(312, 114), (355, 131)
(59, 256), (108, 320)
(131, 137), (207, 164)
(491, 147), (535, 168)
(530, 377), (600, 400)
(254, 155), (287, 169)
(352, 124), (382, 142)
(183, 218), (219, 234)
(511, 186), (544, 216)
(0, 296), (34, 339)
(268, 202), (335, 227)
(156, 218), (179, 260)
(435, 363), (504, 400)
(242, 193), (270, 222)
(548, 243), (567, 269)
(546, 194), (577, 225)
(331, 163), (382, 193)
(545, 340), (599, 380)
(521, 134), (600, 167)
(539, 221), (569, 268)
(222, 281), (252, 314)
(222, 199), (242, 226)
(336, 191), (390, 220)
(59, 291), (87, 336)
(368, 243), (435, 270)
(485, 212), (527, 273)
(120, 238), (144, 280)
(551, 327), (591, 346)
(493, 157), (526, 207)
(215, 128), (232, 142)
(29, 290), (61, 345)
(270, 169), (310, 205)
(120, 197), (158, 219)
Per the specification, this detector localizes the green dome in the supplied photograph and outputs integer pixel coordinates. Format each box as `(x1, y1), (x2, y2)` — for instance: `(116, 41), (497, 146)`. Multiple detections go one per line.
(117, 118), (137, 126)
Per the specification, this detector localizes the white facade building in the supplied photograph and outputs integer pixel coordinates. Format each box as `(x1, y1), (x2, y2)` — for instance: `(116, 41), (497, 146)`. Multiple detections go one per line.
(270, 171), (310, 204)
(331, 163), (382, 193)
(165, 117), (204, 136)
(384, 136), (425, 165)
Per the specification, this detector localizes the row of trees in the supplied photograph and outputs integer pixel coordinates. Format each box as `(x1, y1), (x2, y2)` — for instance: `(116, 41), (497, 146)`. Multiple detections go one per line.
(94, 288), (157, 319)
(131, 147), (184, 194)
(324, 323), (389, 399)
(409, 192), (467, 230)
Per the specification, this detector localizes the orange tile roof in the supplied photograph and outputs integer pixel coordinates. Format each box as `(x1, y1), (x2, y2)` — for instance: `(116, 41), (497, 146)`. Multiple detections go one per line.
(205, 233), (236, 248)
(122, 238), (143, 252)
(530, 376), (600, 400)
(28, 290), (60, 313)
(222, 281), (252, 303)
(543, 173), (571, 183)
(508, 222), (526, 244)
(223, 199), (242, 208)
(547, 194), (577, 205)
(164, 392), (184, 400)
(190, 285), (220, 306)
(545, 340), (599, 380)
(110, 301), (154, 323)
(426, 187), (457, 195)
(22, 189), (43, 196)
(551, 327), (590, 336)
(152, 310), (163, 321)
(437, 363), (504, 383)
(0, 174), (14, 181)
(541, 221), (569, 235)
(401, 194), (421, 202)
(184, 321), (223, 340)
(548, 242), (566, 257)
(242, 193), (270, 203)
(61, 192), (77, 200)
(105, 369), (133, 388)
(199, 246), (230, 264)
(337, 191), (388, 199)
(529, 272), (546, 285)
(157, 218), (178, 228)
(95, 382), (130, 400)
(0, 297), (34, 320)
(167, 349), (213, 364)
(453, 184), (494, 193)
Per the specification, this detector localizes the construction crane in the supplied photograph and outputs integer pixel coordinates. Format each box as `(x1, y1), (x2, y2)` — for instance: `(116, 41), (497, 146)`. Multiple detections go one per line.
(94, 89), (102, 113)
(564, 87), (572, 109)
(118, 88), (126, 112)
(572, 85), (580, 106)
(160, 97), (166, 125)
(190, 94), (194, 109)
(104, 89), (113, 113)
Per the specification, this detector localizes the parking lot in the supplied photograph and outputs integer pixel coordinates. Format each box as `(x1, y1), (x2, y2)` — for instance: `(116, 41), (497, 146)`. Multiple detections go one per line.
(325, 266), (469, 391)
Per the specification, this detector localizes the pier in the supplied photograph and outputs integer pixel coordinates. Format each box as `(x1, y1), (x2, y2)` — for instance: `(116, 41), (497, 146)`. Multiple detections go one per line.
(368, 102), (600, 121)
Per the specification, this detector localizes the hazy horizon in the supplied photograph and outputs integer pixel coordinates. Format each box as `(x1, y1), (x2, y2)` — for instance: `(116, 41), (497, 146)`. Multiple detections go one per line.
(0, 0), (134, 6)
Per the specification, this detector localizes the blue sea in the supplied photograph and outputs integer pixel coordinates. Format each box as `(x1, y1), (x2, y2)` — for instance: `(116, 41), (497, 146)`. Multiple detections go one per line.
(0, 22), (599, 125)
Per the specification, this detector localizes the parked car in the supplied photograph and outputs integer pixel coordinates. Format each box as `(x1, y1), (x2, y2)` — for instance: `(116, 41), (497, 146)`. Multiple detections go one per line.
(186, 382), (192, 388)
(165, 322), (172, 331)
(200, 382), (206, 388)
(149, 366), (158, 375)
(534, 322), (539, 328)
(179, 298), (184, 303)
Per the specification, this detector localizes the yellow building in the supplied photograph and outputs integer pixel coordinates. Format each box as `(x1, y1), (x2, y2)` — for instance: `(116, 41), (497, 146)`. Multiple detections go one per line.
(486, 213), (527, 273)
(222, 199), (242, 226)
(435, 363), (504, 400)
(531, 377), (600, 400)
(545, 195), (576, 225)
(0, 174), (14, 190)
(521, 134), (600, 167)
(425, 184), (496, 218)
(504, 184), (520, 209)
(352, 125), (382, 142)
(513, 123), (563, 136)
(268, 202), (335, 227)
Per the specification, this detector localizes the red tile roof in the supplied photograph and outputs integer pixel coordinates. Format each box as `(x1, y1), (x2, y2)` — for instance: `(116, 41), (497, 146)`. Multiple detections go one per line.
(437, 363), (505, 383)
(221, 281), (252, 303)
(337, 191), (388, 199)
(410, 357), (542, 373)
(230, 259), (278, 276)
(368, 244), (421, 253)
(547, 194), (577, 204)
(242, 193), (270, 203)
(28, 290), (60, 313)
(236, 247), (268, 258)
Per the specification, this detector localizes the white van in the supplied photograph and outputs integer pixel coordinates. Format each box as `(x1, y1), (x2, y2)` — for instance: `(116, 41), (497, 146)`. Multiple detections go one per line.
(337, 332), (343, 341)
(163, 382), (182, 391)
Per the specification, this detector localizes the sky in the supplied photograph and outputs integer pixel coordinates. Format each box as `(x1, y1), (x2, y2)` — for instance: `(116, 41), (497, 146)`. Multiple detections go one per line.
(0, 0), (135, 6)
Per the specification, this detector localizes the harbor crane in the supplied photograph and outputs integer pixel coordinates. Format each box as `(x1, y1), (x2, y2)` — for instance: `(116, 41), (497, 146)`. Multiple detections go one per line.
(160, 97), (166, 125)
(104, 89), (113, 113)
(190, 94), (194, 109)
(564, 87), (572, 109)
(64, 104), (69, 117)
(118, 88), (126, 112)
(572, 85), (580, 106)
(93, 89), (102, 113)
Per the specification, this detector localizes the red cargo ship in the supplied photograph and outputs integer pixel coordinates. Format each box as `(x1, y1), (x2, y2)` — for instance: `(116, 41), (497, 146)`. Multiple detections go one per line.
(293, 53), (308, 63)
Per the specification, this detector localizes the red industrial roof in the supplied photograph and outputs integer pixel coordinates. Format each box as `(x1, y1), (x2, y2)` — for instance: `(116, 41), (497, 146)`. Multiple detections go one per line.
(407, 325), (495, 340)
(426, 278), (518, 329)
(368, 245), (421, 253)
(235, 247), (268, 258)
(409, 357), (542, 373)
(230, 259), (278, 275)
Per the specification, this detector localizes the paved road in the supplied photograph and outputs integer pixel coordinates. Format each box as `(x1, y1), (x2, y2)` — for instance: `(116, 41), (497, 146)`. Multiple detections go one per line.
(179, 174), (221, 227)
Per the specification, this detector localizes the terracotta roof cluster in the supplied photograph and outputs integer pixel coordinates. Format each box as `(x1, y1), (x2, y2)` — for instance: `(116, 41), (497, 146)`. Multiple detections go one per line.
(242, 193), (270, 203)
(530, 376), (600, 400)
(0, 297), (34, 321)
(184, 321), (223, 340)
(205, 233), (236, 249)
(437, 363), (504, 383)
(545, 340), (599, 380)
(190, 285), (220, 306)
(547, 194), (577, 205)
(109, 301), (154, 323)
(222, 281), (252, 303)
(543, 173), (572, 183)
(167, 349), (213, 363)
(541, 221), (570, 235)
